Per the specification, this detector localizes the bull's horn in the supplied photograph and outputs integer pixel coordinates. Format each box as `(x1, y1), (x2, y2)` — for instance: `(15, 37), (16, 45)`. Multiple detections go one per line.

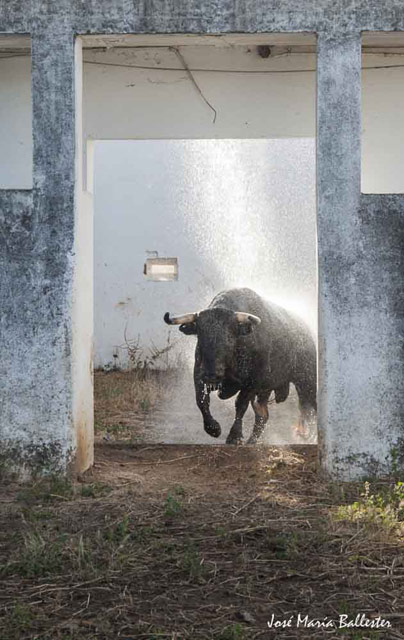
(234, 312), (261, 325)
(164, 311), (198, 325)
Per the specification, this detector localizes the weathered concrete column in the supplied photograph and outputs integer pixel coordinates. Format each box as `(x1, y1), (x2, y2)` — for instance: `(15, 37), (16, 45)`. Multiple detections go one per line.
(317, 31), (404, 478)
(0, 24), (93, 474)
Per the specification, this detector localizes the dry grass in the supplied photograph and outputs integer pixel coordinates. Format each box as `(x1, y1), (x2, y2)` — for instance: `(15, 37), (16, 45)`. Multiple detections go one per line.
(94, 334), (182, 439)
(1, 444), (404, 639)
(94, 369), (178, 441)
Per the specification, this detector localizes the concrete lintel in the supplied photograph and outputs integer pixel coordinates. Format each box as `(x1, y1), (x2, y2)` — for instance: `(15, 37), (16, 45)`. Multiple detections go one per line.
(3, 2), (404, 37)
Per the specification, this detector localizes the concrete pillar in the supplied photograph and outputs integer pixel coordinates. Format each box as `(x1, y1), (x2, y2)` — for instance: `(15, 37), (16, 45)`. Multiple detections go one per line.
(0, 25), (93, 475)
(317, 31), (404, 478)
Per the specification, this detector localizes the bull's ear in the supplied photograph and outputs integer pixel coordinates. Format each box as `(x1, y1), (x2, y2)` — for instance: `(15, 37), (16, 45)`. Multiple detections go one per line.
(179, 322), (197, 335)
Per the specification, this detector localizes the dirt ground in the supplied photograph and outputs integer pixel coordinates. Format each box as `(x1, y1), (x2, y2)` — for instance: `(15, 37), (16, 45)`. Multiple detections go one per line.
(1, 442), (404, 640)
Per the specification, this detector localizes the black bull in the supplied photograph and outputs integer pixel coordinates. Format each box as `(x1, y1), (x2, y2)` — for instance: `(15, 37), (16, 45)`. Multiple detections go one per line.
(164, 288), (317, 444)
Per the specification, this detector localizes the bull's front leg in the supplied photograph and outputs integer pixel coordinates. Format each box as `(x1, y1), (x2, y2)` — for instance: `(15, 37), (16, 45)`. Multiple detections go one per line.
(246, 391), (271, 444)
(195, 377), (221, 438)
(226, 389), (254, 445)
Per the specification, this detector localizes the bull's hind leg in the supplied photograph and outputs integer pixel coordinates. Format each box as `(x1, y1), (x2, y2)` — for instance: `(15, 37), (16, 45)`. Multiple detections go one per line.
(195, 378), (221, 438)
(246, 391), (271, 444)
(294, 381), (317, 440)
(226, 389), (254, 445)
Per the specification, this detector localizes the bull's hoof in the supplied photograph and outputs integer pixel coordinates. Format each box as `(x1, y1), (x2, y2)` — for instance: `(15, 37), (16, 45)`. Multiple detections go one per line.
(293, 423), (310, 440)
(204, 420), (221, 438)
(246, 435), (260, 445)
(226, 433), (243, 445)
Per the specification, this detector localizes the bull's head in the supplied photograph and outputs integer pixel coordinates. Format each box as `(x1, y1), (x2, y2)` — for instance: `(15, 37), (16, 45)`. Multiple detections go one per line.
(164, 307), (261, 387)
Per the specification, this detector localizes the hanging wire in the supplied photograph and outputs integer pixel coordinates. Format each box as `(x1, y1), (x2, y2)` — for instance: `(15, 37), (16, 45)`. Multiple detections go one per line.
(1, 50), (404, 73)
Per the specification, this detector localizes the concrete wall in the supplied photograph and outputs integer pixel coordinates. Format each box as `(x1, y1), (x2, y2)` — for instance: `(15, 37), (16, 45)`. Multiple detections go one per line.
(0, 25), (79, 474)
(0, 1), (404, 478)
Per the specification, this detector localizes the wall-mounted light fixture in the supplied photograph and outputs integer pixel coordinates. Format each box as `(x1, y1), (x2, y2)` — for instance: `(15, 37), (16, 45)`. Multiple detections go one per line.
(143, 252), (178, 281)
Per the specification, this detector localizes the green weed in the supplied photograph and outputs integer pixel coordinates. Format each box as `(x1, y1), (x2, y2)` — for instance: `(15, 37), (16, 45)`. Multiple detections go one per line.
(104, 513), (130, 544)
(336, 481), (404, 531)
(10, 531), (63, 577)
(217, 623), (245, 640)
(2, 603), (34, 638)
(267, 532), (299, 559)
(178, 543), (207, 582)
(80, 482), (112, 498)
(17, 475), (74, 504)
(164, 493), (183, 518)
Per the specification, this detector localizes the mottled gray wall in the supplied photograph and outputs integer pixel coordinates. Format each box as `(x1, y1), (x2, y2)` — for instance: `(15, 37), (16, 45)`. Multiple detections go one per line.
(317, 31), (404, 477)
(3, 1), (404, 36)
(0, 0), (403, 477)
(326, 194), (404, 476)
(0, 23), (77, 474)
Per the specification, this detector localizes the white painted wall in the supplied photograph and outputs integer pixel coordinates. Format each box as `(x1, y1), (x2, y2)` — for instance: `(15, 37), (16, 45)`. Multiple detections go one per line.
(0, 55), (32, 188)
(83, 46), (316, 142)
(362, 62), (404, 193)
(2, 46), (404, 191)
